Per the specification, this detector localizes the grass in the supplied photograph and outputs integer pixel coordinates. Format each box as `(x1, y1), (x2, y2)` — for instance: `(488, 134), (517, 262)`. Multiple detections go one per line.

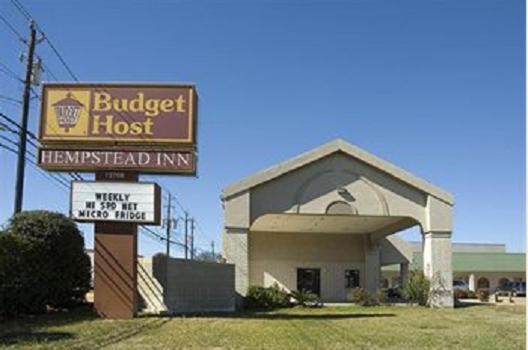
(0, 304), (524, 349)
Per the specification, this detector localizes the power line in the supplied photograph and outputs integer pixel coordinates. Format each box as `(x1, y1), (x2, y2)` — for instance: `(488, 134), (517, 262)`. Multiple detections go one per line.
(140, 225), (186, 249)
(0, 68), (23, 83)
(0, 62), (23, 81)
(7, 1), (208, 239)
(9, 9), (189, 169)
(0, 140), (69, 191)
(0, 112), (36, 139)
(9, 0), (78, 81)
(0, 120), (38, 150)
(0, 134), (18, 148)
(7, 1), (196, 160)
(0, 113), (83, 181)
(42, 36), (79, 81)
(0, 12), (25, 41)
(10, 0), (32, 22)
(0, 127), (78, 184)
(0, 94), (22, 104)
(39, 59), (60, 81)
(0, 140), (18, 154)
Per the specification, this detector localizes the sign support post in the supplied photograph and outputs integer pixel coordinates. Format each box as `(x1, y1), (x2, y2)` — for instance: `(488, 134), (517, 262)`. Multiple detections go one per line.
(93, 171), (138, 319)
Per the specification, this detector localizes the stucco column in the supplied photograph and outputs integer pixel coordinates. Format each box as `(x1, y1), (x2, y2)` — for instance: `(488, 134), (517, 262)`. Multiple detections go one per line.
(400, 262), (409, 288)
(223, 227), (249, 305)
(423, 231), (453, 307)
(468, 274), (475, 292)
(364, 236), (381, 294)
(222, 190), (251, 309)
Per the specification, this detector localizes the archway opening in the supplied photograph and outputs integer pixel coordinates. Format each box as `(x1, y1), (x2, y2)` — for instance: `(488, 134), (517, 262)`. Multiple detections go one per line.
(477, 277), (490, 289)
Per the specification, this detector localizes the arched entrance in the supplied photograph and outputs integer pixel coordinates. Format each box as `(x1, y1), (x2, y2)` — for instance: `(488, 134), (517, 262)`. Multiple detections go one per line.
(222, 139), (454, 307)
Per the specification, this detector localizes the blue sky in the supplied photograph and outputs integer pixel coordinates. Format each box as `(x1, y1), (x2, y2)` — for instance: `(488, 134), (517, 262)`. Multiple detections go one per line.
(0, 0), (524, 255)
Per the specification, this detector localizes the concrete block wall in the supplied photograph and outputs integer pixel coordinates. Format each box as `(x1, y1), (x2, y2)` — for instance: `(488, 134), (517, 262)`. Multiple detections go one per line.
(146, 256), (235, 314)
(137, 258), (168, 314)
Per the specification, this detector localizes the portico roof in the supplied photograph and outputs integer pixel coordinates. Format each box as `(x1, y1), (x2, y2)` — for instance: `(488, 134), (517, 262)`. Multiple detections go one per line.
(250, 213), (418, 235)
(222, 139), (454, 205)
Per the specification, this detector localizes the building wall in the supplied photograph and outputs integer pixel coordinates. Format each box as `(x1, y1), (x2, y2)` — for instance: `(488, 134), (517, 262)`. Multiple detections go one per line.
(249, 231), (366, 302)
(249, 153), (429, 228)
(454, 271), (525, 291)
(139, 256), (235, 314)
(381, 270), (525, 291)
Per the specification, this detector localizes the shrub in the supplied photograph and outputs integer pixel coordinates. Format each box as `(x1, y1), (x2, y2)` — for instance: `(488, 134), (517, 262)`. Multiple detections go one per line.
(245, 284), (291, 309)
(476, 289), (490, 302)
(348, 287), (379, 306)
(0, 233), (47, 315)
(385, 287), (403, 302)
(290, 289), (320, 307)
(403, 270), (431, 306)
(453, 289), (468, 300)
(0, 211), (91, 316)
(454, 290), (478, 301)
(377, 289), (387, 304)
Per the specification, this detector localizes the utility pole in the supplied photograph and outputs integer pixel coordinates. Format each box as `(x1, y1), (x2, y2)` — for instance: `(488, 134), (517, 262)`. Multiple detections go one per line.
(190, 218), (195, 260)
(14, 20), (37, 214)
(184, 212), (189, 260)
(165, 194), (172, 258)
(164, 194), (175, 287)
(211, 241), (215, 260)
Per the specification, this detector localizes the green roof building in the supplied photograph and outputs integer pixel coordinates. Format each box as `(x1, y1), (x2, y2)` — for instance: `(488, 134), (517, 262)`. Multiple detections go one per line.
(382, 242), (525, 291)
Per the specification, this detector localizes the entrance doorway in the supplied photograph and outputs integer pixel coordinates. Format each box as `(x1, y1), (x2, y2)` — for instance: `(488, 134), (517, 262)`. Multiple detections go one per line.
(297, 268), (321, 296)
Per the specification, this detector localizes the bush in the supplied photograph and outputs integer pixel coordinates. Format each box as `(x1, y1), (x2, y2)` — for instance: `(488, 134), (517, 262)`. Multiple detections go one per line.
(245, 284), (291, 309)
(384, 287), (403, 302)
(0, 234), (46, 315)
(476, 289), (490, 302)
(454, 290), (478, 300)
(403, 270), (431, 306)
(0, 211), (91, 316)
(453, 289), (468, 300)
(290, 289), (321, 307)
(348, 287), (379, 306)
(467, 291), (477, 299)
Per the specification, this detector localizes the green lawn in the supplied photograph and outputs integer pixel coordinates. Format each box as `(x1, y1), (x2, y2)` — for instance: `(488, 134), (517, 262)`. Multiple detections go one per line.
(0, 304), (524, 349)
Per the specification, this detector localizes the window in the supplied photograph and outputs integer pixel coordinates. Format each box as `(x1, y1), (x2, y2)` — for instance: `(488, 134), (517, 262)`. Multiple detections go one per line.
(326, 201), (357, 215)
(453, 280), (466, 287)
(499, 278), (510, 288)
(477, 277), (490, 289)
(345, 269), (360, 288)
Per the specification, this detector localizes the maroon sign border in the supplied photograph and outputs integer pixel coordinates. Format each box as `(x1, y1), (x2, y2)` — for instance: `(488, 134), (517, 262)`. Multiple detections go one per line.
(38, 147), (197, 175)
(39, 82), (198, 148)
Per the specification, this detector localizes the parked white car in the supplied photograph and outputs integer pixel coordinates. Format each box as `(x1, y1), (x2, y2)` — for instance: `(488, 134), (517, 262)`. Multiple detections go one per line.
(453, 280), (469, 291)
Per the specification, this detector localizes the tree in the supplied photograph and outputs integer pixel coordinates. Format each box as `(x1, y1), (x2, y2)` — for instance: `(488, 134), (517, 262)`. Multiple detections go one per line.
(0, 210), (91, 316)
(403, 269), (431, 306)
(194, 250), (222, 263)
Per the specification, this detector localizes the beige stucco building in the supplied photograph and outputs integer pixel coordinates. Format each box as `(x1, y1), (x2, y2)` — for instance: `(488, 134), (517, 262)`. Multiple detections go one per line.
(222, 139), (455, 307)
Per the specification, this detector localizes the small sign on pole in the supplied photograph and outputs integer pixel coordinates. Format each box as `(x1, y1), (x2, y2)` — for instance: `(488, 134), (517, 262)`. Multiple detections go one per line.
(70, 181), (161, 225)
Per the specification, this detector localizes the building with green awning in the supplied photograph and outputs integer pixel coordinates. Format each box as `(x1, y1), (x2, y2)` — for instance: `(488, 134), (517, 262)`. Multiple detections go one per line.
(382, 242), (525, 291)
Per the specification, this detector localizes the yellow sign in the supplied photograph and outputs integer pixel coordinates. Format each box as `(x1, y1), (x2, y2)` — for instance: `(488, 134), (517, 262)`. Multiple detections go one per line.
(45, 89), (91, 137)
